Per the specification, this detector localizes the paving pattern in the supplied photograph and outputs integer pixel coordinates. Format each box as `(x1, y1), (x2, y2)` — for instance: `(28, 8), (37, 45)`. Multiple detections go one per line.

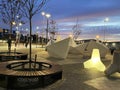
(84, 75), (120, 90)
(0, 43), (120, 90)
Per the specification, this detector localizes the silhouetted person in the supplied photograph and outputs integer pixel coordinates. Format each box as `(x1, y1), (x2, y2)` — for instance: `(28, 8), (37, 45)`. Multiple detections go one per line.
(15, 31), (20, 47)
(25, 34), (29, 48)
(7, 36), (12, 53)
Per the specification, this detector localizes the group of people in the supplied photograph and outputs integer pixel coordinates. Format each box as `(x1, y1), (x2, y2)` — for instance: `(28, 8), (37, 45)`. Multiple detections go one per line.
(7, 34), (29, 51)
(7, 32), (51, 49)
(15, 34), (29, 48)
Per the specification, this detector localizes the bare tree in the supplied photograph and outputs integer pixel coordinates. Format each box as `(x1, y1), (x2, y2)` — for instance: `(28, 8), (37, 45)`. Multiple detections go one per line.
(19, 0), (48, 68)
(0, 0), (26, 52)
(49, 19), (57, 39)
(72, 19), (81, 40)
(0, 0), (25, 34)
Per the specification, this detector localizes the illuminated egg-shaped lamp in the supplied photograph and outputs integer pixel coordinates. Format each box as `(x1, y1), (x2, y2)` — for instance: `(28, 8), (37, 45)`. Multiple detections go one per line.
(84, 49), (106, 71)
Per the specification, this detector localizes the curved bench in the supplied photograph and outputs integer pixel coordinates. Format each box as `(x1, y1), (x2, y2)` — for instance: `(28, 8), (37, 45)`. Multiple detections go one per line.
(0, 52), (28, 61)
(0, 60), (62, 89)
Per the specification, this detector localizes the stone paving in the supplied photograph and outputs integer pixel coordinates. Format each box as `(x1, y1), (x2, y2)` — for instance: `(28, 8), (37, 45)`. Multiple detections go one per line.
(84, 75), (120, 90)
(0, 42), (120, 90)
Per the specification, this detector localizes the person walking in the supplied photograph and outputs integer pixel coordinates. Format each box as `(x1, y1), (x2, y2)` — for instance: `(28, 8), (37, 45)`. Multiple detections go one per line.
(7, 36), (12, 53)
(25, 34), (29, 48)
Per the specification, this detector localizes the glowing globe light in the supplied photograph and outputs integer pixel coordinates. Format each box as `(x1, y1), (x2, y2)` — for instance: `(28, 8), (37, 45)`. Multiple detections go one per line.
(84, 49), (106, 71)
(69, 33), (73, 38)
(104, 17), (109, 22)
(96, 35), (100, 39)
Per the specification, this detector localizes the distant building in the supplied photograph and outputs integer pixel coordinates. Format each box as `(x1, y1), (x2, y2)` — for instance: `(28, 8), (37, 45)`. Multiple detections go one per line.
(75, 39), (102, 44)
(0, 28), (16, 40)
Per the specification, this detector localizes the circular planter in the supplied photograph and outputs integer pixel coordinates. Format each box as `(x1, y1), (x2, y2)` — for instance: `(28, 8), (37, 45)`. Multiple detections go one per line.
(0, 60), (62, 89)
(0, 52), (28, 61)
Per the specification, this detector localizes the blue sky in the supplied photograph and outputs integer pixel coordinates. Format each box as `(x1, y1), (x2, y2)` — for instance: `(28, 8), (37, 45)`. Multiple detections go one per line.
(35, 0), (120, 41)
(1, 0), (120, 41)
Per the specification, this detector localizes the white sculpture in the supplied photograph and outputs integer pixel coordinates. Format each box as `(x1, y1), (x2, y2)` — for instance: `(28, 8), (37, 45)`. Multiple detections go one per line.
(104, 50), (120, 76)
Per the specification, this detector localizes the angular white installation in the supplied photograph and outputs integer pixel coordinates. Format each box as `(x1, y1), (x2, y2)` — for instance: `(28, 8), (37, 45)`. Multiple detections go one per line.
(46, 37), (76, 59)
(104, 50), (120, 76)
(69, 42), (88, 54)
(86, 40), (109, 58)
(69, 40), (109, 58)
(47, 38), (109, 60)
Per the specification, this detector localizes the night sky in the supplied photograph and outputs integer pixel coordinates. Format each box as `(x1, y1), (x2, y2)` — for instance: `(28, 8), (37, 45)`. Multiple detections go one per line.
(1, 0), (120, 41)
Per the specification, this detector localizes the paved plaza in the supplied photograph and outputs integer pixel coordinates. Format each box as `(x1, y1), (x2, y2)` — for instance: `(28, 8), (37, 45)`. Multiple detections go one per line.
(0, 42), (120, 90)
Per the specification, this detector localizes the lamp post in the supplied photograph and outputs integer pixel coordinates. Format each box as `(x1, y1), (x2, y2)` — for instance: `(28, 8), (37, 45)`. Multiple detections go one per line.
(41, 11), (51, 44)
(103, 17), (109, 42)
(15, 15), (23, 46)
(36, 26), (39, 48)
(12, 20), (22, 46)
(41, 12), (45, 47)
(16, 22), (22, 46)
(46, 13), (51, 43)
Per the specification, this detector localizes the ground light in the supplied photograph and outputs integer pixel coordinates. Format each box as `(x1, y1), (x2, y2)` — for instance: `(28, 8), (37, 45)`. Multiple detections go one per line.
(84, 49), (106, 71)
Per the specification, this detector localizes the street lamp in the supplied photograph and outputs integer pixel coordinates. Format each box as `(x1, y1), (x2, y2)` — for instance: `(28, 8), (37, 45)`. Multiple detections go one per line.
(41, 11), (45, 16)
(12, 21), (16, 25)
(16, 22), (22, 45)
(103, 17), (109, 42)
(41, 11), (51, 44)
(19, 22), (22, 26)
(12, 20), (22, 46)
(45, 13), (51, 43)
(36, 26), (39, 47)
(15, 15), (23, 45)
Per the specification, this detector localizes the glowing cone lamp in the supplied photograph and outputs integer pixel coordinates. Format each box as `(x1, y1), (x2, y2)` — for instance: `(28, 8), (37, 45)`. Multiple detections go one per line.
(84, 49), (106, 71)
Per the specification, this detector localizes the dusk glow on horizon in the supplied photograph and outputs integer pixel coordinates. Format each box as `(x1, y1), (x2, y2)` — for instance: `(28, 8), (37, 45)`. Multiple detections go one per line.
(0, 0), (120, 41)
